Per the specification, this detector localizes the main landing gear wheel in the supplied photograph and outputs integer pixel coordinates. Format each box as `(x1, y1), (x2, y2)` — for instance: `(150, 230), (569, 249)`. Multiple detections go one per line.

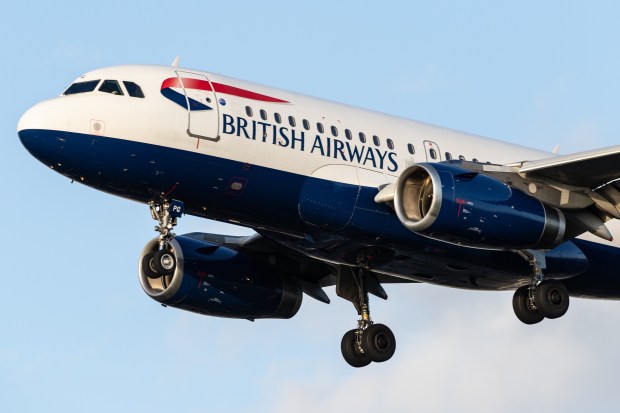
(535, 280), (569, 319)
(341, 329), (371, 368)
(363, 323), (396, 362)
(513, 250), (570, 324)
(338, 264), (396, 367)
(512, 286), (544, 325)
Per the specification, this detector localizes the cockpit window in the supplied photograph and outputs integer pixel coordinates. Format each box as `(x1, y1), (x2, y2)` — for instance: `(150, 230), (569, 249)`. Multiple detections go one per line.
(99, 80), (124, 95)
(123, 81), (145, 98)
(63, 80), (100, 95)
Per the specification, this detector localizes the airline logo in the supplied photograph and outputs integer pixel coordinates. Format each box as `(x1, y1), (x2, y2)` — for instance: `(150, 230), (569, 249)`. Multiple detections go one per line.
(160, 77), (289, 110)
(222, 114), (399, 172)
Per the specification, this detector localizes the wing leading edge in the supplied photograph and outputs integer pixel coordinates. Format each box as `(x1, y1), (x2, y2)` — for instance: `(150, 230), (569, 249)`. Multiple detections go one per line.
(518, 144), (620, 188)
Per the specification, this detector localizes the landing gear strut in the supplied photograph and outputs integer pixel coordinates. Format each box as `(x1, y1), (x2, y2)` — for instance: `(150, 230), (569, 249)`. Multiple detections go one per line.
(512, 250), (570, 324)
(141, 199), (184, 278)
(338, 264), (396, 367)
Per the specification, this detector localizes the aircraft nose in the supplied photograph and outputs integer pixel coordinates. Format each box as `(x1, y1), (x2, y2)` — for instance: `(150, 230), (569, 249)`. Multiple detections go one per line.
(18, 98), (69, 134)
(18, 99), (70, 167)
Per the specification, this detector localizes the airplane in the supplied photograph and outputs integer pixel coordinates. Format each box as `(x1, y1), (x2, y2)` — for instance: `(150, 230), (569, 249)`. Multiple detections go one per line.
(17, 60), (620, 368)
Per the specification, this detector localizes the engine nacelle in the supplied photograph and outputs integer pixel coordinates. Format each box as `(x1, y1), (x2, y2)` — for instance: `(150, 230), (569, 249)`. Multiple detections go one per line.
(393, 163), (566, 249)
(139, 236), (303, 320)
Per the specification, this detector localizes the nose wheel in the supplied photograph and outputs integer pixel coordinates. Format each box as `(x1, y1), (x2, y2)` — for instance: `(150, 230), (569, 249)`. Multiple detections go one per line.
(338, 266), (396, 367)
(141, 199), (184, 278)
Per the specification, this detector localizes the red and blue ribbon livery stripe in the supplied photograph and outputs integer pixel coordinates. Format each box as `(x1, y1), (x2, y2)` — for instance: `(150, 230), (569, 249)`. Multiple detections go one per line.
(161, 77), (290, 110)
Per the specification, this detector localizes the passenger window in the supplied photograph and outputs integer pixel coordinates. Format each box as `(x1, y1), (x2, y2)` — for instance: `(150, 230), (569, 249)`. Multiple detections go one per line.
(407, 143), (415, 154)
(445, 152), (452, 160)
(99, 80), (123, 95)
(473, 158), (479, 163)
(63, 79), (100, 95)
(303, 119), (310, 130)
(429, 148), (437, 159)
(317, 123), (324, 133)
(373, 135), (380, 146)
(246, 106), (253, 117)
(274, 113), (282, 124)
(359, 132), (367, 143)
(331, 126), (338, 136)
(387, 139), (394, 150)
(459, 155), (465, 160)
(345, 129), (353, 140)
(288, 116), (296, 127)
(260, 109), (267, 121)
(123, 81), (145, 98)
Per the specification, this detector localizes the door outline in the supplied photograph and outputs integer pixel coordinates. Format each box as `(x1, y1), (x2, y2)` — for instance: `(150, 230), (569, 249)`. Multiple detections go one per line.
(176, 70), (220, 142)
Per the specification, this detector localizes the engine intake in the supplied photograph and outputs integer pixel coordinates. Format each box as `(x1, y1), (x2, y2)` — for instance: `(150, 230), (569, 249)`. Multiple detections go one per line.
(393, 163), (566, 249)
(139, 236), (303, 320)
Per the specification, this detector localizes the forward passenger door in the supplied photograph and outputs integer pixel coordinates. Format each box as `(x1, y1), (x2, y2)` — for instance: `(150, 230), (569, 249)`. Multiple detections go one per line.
(176, 71), (220, 141)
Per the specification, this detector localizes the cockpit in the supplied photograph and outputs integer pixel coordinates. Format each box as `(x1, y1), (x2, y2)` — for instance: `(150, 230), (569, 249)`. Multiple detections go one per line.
(63, 79), (145, 98)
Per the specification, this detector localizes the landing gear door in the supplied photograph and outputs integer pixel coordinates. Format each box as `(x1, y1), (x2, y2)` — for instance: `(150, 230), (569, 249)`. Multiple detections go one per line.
(423, 140), (441, 162)
(176, 71), (220, 142)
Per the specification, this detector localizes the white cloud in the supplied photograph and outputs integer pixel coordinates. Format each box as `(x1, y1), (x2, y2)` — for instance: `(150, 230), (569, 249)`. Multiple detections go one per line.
(264, 286), (620, 413)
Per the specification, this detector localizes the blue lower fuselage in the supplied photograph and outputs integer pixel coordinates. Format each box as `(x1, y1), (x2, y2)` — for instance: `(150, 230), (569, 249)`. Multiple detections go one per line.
(18, 128), (620, 297)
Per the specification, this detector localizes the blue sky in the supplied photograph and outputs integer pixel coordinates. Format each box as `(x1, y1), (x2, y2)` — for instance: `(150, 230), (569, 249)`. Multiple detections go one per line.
(5, 1), (620, 412)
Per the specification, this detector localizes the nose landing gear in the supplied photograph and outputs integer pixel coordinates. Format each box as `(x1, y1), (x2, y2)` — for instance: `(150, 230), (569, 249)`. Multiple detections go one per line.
(141, 199), (184, 279)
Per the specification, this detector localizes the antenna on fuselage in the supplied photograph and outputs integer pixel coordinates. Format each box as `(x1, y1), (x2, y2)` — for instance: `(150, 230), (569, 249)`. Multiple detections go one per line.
(171, 56), (180, 67)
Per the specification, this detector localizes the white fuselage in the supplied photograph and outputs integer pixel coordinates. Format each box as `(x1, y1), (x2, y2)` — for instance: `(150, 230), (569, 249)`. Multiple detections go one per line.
(17, 64), (619, 247)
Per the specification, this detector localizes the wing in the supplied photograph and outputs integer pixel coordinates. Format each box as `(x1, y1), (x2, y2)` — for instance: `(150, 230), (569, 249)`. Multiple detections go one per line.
(513, 146), (620, 239)
(181, 231), (416, 304)
(518, 144), (620, 188)
(376, 145), (620, 243)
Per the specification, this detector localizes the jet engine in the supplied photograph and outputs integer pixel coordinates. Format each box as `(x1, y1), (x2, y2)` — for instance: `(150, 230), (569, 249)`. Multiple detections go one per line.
(139, 236), (303, 320)
(393, 163), (566, 249)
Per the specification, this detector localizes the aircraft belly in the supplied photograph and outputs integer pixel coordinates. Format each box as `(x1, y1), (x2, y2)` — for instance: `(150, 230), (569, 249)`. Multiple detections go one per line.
(261, 228), (589, 291)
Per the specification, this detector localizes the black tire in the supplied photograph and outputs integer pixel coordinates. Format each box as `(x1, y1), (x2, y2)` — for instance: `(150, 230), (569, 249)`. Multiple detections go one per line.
(534, 280), (569, 319)
(362, 323), (396, 363)
(153, 249), (176, 275)
(341, 329), (371, 368)
(512, 286), (544, 325)
(142, 252), (161, 279)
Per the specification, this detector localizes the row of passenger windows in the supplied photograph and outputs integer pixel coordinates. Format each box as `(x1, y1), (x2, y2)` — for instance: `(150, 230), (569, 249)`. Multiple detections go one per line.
(63, 79), (145, 98)
(245, 106), (395, 150)
(245, 106), (487, 161)
(423, 146), (483, 163)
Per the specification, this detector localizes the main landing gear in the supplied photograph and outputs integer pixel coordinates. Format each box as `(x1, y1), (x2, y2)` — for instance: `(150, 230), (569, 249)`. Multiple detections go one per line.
(141, 199), (184, 279)
(338, 265), (396, 367)
(512, 250), (570, 324)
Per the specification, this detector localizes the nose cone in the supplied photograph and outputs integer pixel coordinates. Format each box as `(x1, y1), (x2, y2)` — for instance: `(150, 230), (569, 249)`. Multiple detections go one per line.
(18, 99), (70, 167)
(18, 98), (69, 133)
